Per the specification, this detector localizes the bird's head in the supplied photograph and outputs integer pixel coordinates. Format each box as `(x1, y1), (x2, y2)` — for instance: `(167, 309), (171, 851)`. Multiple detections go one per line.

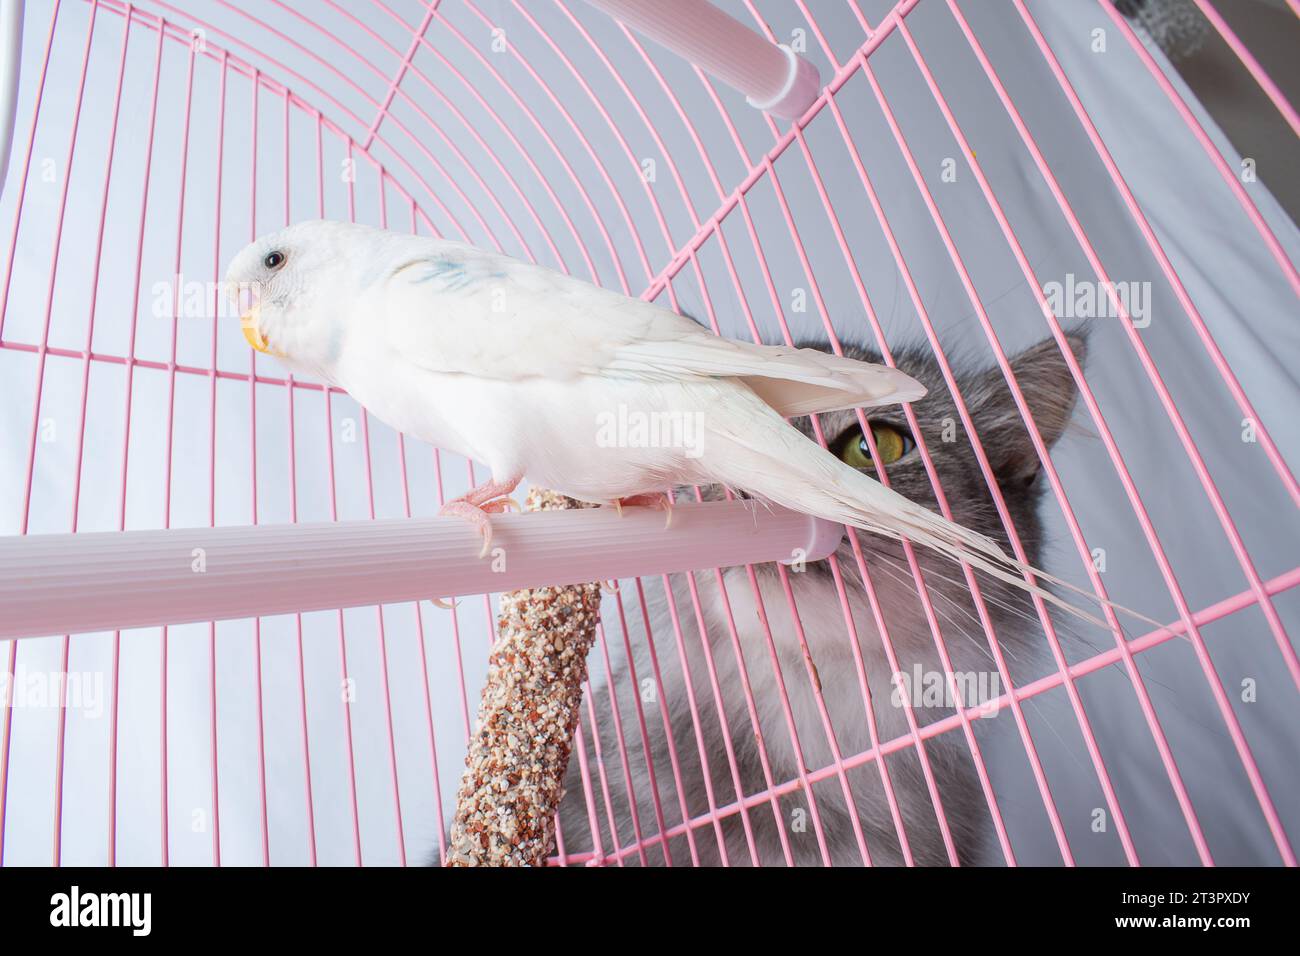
(224, 219), (383, 373)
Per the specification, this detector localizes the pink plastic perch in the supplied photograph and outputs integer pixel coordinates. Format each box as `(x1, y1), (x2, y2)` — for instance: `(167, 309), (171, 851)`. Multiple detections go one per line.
(0, 501), (841, 640)
(583, 0), (821, 119)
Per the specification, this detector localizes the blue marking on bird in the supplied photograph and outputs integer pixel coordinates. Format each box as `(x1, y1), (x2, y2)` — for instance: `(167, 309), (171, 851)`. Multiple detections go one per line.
(414, 256), (475, 291)
(407, 255), (508, 292)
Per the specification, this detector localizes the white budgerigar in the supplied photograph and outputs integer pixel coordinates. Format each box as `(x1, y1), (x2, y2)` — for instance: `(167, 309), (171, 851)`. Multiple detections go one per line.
(224, 220), (1128, 625)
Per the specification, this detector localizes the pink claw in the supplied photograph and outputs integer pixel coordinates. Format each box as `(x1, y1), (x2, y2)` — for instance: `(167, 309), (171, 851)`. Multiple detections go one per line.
(613, 491), (675, 529)
(439, 476), (522, 560)
(439, 501), (495, 559)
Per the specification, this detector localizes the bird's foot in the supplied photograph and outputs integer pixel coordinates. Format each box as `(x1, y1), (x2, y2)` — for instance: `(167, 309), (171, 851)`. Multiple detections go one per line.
(439, 500), (496, 559)
(440, 476), (523, 559)
(611, 491), (675, 528)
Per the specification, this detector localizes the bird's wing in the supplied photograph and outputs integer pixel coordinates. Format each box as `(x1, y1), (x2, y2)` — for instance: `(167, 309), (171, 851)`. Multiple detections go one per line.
(379, 243), (925, 413)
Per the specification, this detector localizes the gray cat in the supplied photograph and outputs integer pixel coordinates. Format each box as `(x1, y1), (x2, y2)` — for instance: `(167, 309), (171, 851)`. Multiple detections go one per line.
(549, 331), (1088, 867)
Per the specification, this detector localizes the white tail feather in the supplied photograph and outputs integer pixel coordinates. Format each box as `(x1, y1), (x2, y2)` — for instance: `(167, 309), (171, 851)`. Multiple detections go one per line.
(707, 395), (1159, 634)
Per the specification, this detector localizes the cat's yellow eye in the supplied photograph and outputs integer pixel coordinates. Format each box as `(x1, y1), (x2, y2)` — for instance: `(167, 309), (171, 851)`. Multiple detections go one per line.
(836, 423), (912, 471)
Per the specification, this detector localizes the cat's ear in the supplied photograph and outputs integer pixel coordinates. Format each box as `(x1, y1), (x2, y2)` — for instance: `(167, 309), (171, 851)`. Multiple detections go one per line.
(975, 332), (1087, 488)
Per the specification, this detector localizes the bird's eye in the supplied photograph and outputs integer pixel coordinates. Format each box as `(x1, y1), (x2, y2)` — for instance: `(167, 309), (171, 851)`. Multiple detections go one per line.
(835, 422), (914, 471)
(263, 250), (286, 270)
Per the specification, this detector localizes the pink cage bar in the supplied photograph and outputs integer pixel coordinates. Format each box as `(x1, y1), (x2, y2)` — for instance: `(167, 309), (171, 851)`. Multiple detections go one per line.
(0, 0), (1296, 867)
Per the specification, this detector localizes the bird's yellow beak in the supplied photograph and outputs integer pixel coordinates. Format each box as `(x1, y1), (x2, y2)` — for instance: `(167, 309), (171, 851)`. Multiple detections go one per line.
(240, 304), (272, 354)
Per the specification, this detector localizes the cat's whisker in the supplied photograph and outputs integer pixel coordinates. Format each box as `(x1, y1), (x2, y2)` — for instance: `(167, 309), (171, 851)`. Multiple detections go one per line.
(879, 547), (1094, 645)
(858, 551), (1159, 787)
(865, 548), (1198, 725)
(858, 551), (1006, 672)
(869, 549), (1038, 662)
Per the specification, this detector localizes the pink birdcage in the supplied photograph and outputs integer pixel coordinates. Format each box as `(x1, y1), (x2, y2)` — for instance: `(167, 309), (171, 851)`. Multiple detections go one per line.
(0, 0), (1296, 867)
